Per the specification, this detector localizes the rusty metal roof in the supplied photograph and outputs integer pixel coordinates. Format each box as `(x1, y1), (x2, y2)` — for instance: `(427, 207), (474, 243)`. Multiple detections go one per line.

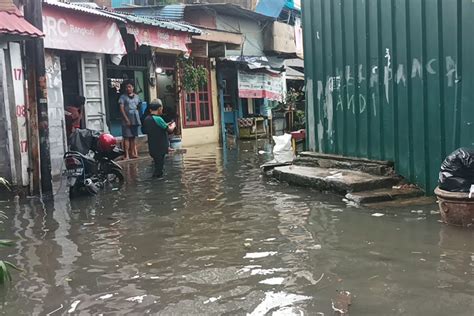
(49, 1), (201, 34)
(115, 4), (185, 20)
(184, 3), (275, 21)
(119, 3), (274, 22)
(42, 0), (126, 22)
(107, 10), (202, 34)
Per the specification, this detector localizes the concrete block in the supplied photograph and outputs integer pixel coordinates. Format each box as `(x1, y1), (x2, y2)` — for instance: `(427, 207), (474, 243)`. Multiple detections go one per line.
(273, 165), (399, 194)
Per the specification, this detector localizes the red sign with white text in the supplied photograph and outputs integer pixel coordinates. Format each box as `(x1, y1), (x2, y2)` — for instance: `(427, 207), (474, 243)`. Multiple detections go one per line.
(42, 6), (126, 55)
(126, 23), (190, 52)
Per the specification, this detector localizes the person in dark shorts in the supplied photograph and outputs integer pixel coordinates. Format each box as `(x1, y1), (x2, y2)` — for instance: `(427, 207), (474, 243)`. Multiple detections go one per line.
(119, 81), (142, 160)
(143, 99), (176, 178)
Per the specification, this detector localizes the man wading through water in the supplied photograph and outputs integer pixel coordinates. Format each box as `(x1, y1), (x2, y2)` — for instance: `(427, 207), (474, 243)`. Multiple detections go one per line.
(143, 99), (176, 178)
(119, 81), (142, 160)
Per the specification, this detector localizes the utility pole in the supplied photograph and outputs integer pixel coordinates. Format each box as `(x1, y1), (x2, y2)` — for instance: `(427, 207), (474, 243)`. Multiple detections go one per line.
(24, 0), (53, 196)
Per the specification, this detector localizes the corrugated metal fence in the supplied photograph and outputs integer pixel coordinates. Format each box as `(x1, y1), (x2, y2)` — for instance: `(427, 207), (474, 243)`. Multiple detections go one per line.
(302, 0), (473, 193)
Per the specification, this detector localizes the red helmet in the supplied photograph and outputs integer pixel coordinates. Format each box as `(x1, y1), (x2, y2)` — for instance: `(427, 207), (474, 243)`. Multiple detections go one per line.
(97, 133), (117, 153)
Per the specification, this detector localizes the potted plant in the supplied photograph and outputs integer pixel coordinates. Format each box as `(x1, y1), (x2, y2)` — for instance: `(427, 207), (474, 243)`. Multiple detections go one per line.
(175, 54), (208, 94)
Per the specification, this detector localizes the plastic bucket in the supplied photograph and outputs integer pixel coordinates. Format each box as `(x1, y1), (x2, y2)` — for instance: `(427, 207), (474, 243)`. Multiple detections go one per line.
(170, 137), (182, 149)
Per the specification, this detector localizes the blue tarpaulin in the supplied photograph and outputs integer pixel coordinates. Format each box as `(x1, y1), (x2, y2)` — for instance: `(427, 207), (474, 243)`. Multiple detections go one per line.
(256, 0), (300, 18)
(256, 0), (286, 18)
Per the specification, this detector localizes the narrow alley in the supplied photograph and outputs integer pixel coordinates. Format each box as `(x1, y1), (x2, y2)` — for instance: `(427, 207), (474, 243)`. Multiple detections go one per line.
(0, 143), (472, 315)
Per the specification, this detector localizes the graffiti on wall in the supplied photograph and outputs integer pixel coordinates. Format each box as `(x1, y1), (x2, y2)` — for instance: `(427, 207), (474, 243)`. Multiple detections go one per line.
(308, 48), (461, 148)
(317, 53), (459, 117)
(313, 52), (460, 147)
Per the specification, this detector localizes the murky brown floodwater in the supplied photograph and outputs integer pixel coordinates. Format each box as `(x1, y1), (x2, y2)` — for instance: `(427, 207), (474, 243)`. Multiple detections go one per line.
(0, 141), (472, 315)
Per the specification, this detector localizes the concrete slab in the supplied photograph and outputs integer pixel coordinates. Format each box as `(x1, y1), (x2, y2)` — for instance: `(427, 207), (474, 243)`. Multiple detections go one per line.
(260, 161), (292, 173)
(273, 165), (399, 194)
(295, 153), (395, 176)
(299, 151), (393, 166)
(366, 196), (436, 209)
(345, 187), (424, 204)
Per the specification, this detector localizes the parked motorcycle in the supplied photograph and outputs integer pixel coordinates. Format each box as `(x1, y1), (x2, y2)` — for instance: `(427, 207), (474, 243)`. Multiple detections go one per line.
(64, 130), (125, 198)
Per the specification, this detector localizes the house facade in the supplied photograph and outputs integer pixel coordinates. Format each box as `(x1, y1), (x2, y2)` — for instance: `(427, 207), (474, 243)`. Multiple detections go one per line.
(0, 0), (43, 189)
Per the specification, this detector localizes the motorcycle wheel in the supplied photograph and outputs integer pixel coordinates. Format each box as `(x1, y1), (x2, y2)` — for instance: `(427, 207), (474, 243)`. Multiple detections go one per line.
(105, 169), (124, 189)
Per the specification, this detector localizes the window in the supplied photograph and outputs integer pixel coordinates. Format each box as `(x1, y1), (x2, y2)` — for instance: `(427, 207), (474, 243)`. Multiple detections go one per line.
(182, 60), (213, 128)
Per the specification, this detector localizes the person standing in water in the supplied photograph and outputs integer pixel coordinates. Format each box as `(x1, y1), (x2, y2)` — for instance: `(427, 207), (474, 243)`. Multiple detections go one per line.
(119, 81), (141, 160)
(143, 99), (176, 178)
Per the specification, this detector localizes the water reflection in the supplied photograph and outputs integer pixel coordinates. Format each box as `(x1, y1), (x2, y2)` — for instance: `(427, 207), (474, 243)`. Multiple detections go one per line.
(0, 142), (472, 315)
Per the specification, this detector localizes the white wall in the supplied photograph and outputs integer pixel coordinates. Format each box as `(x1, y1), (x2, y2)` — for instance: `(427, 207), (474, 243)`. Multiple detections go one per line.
(45, 51), (67, 177)
(0, 47), (12, 182)
(8, 43), (30, 187)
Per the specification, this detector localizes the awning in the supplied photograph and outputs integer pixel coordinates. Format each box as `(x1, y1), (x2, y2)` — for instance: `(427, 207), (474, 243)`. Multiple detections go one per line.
(221, 56), (285, 73)
(126, 23), (191, 52)
(42, 4), (126, 55)
(0, 7), (43, 39)
(286, 67), (304, 81)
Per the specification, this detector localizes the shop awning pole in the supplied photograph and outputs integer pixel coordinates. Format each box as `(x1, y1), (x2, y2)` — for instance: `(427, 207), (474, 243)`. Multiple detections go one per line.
(24, 0), (53, 196)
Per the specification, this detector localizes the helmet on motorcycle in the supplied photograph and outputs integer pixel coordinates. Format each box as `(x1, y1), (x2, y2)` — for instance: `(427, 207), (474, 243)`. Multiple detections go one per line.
(97, 133), (117, 153)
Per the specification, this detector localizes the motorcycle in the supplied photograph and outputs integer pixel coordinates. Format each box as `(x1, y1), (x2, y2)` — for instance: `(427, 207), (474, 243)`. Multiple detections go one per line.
(64, 129), (125, 198)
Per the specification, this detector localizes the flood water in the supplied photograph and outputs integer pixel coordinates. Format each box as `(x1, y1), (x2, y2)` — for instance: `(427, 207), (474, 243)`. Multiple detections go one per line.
(0, 142), (473, 315)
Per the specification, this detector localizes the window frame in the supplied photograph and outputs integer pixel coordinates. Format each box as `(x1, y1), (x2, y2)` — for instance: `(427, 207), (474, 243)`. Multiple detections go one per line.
(181, 59), (214, 128)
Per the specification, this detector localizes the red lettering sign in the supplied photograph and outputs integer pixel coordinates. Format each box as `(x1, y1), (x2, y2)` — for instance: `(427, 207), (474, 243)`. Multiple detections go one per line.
(20, 140), (28, 153)
(16, 105), (26, 117)
(126, 23), (190, 52)
(13, 68), (23, 81)
(42, 5), (126, 55)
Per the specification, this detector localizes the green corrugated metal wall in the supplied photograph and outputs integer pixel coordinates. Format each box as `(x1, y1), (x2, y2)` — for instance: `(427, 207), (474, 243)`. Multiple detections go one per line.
(302, 0), (473, 193)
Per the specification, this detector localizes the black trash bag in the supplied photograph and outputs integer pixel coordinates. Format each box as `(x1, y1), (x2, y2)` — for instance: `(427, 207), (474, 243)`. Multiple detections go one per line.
(439, 147), (474, 192)
(69, 129), (101, 155)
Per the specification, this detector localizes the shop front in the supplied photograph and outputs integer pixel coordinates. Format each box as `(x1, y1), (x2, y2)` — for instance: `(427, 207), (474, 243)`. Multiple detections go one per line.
(217, 57), (285, 142)
(105, 47), (150, 137)
(103, 19), (193, 143)
(0, 3), (43, 188)
(42, 1), (126, 175)
(118, 18), (220, 147)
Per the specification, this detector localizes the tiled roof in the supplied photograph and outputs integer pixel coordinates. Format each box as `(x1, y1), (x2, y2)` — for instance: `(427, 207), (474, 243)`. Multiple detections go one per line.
(0, 1), (43, 38)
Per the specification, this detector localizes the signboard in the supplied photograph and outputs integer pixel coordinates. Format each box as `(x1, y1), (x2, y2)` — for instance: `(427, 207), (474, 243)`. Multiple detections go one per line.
(42, 6), (126, 55)
(238, 70), (284, 101)
(126, 23), (191, 52)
